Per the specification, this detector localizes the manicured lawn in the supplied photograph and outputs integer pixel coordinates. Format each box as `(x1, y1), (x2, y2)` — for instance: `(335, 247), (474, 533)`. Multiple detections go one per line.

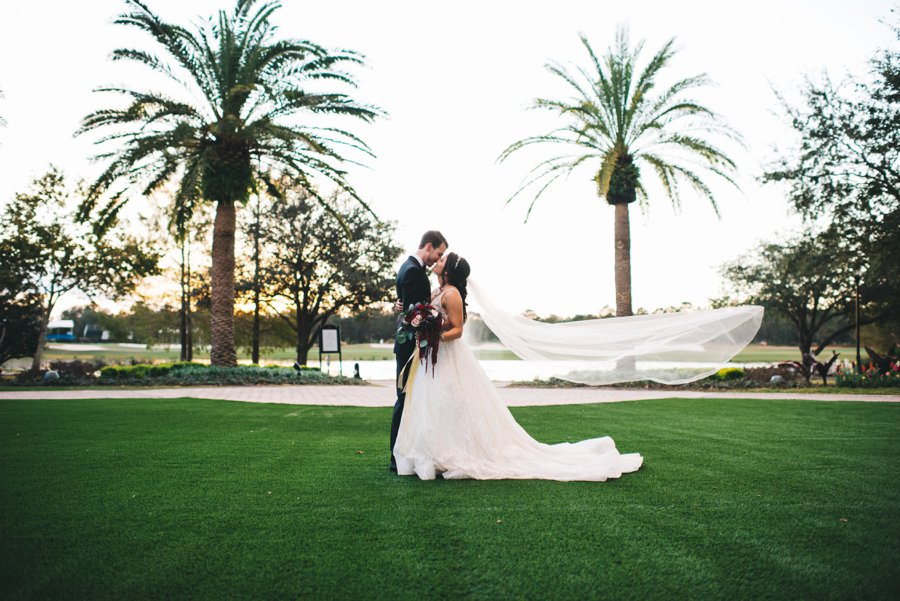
(1, 398), (897, 600)
(34, 343), (867, 365)
(730, 344), (862, 364)
(39, 342), (398, 363)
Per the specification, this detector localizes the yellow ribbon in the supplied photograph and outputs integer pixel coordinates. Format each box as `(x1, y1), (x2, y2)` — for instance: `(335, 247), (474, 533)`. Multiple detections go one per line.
(397, 351), (420, 402)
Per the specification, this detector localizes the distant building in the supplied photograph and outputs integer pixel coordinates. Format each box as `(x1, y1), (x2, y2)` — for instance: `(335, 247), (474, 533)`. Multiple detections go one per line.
(46, 320), (76, 342)
(83, 324), (110, 342)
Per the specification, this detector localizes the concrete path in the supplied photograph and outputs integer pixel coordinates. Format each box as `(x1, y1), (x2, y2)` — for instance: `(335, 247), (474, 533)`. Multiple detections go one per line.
(1, 381), (897, 406)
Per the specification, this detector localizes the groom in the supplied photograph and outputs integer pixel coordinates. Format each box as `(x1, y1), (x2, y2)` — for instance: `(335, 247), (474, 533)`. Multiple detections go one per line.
(389, 230), (448, 472)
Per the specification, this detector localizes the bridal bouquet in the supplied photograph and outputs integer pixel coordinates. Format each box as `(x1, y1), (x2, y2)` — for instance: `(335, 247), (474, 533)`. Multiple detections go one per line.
(396, 302), (444, 372)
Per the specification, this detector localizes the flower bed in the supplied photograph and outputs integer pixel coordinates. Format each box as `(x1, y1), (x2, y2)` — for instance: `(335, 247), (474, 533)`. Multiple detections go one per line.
(835, 362), (900, 388)
(509, 365), (810, 389)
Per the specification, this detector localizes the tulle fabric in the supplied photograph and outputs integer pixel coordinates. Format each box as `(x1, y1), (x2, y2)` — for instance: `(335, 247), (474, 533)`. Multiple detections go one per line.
(394, 331), (643, 481)
(466, 278), (764, 385)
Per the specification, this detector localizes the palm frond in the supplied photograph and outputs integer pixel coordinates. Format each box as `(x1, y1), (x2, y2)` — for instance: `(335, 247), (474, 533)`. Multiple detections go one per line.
(655, 133), (738, 170)
(116, 1), (221, 113)
(624, 37), (676, 123)
(667, 163), (720, 216)
(545, 61), (595, 105)
(595, 149), (620, 197)
(501, 26), (741, 217)
(498, 131), (582, 162)
(640, 153), (681, 210)
(506, 153), (598, 218)
(80, 0), (381, 229)
(110, 48), (183, 84)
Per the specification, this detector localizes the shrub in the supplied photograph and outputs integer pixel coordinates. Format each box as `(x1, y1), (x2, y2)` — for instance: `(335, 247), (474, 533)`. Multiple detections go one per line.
(741, 365), (806, 386)
(93, 362), (355, 386)
(149, 365), (347, 386)
(49, 359), (106, 378)
(1, 361), (356, 387)
(13, 370), (44, 384)
(100, 365), (130, 379)
(712, 367), (744, 381)
(99, 361), (207, 380)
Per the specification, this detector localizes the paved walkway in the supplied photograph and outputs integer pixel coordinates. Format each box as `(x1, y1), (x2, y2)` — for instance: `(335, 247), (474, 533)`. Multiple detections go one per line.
(1, 381), (897, 406)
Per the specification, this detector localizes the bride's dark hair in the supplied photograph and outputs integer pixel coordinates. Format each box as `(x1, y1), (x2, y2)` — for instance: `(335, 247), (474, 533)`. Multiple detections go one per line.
(442, 252), (471, 321)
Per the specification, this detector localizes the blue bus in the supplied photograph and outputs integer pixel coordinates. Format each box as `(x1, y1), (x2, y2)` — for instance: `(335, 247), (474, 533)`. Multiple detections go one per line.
(46, 320), (76, 342)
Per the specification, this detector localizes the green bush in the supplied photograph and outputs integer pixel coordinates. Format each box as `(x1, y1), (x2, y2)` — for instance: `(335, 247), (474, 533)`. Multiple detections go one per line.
(94, 362), (353, 386)
(99, 365), (131, 379)
(153, 365), (340, 385)
(100, 361), (207, 380)
(3, 362), (355, 387)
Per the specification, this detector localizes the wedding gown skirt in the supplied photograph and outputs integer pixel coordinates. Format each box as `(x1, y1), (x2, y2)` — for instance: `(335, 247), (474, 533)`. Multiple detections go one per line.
(394, 338), (643, 481)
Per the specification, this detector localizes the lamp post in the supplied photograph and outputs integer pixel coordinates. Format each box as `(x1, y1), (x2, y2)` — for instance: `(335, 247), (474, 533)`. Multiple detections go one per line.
(854, 269), (862, 373)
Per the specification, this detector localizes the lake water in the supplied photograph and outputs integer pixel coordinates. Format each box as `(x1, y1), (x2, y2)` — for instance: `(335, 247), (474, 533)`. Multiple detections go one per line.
(311, 358), (766, 382)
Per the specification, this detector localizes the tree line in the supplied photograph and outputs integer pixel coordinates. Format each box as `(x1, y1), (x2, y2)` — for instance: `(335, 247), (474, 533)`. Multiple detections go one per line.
(56, 303), (399, 351)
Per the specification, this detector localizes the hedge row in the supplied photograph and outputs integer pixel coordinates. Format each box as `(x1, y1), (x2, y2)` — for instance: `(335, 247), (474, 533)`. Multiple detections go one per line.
(5, 361), (359, 387)
(99, 361), (204, 379)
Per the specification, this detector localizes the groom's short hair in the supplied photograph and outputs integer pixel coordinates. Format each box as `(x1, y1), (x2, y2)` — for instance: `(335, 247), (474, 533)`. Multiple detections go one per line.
(419, 230), (448, 249)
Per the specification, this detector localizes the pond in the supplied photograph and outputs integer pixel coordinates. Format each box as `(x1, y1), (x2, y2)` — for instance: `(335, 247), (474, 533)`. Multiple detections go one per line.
(310, 358), (767, 382)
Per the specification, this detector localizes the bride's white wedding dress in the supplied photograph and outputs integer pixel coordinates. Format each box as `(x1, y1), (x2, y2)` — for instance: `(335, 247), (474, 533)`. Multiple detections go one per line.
(394, 288), (643, 481)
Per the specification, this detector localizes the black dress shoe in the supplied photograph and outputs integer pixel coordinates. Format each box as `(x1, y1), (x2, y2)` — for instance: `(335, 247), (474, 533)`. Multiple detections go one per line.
(388, 463), (398, 473)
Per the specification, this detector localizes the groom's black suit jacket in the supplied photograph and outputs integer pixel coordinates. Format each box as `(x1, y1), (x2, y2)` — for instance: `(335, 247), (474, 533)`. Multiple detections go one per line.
(390, 255), (431, 459)
(393, 255), (431, 360)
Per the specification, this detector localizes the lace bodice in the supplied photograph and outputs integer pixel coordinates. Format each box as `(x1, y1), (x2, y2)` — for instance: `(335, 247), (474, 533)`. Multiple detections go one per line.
(430, 287), (450, 319)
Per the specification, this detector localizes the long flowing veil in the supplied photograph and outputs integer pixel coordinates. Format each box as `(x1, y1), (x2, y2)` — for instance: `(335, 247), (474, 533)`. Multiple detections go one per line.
(465, 278), (764, 385)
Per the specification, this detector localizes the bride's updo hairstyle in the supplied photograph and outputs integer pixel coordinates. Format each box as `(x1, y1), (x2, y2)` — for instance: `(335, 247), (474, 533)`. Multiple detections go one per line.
(442, 252), (471, 321)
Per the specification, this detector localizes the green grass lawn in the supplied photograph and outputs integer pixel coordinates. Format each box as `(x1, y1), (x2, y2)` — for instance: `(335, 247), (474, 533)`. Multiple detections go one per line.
(1, 398), (897, 600)
(34, 343), (866, 365)
(730, 344), (862, 364)
(39, 342), (398, 363)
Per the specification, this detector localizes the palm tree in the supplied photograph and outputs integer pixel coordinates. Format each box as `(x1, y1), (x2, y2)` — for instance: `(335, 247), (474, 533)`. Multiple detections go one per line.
(77, 0), (382, 366)
(500, 27), (740, 316)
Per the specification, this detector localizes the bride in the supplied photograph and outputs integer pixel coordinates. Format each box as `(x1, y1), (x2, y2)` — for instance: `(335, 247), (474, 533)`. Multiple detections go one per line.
(394, 252), (644, 481)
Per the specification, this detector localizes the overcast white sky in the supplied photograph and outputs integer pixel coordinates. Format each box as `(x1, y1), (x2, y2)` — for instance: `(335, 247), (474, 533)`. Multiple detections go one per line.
(0, 0), (894, 316)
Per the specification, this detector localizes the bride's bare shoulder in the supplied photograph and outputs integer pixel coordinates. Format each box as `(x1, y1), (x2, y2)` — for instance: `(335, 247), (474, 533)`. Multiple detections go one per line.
(441, 285), (461, 299)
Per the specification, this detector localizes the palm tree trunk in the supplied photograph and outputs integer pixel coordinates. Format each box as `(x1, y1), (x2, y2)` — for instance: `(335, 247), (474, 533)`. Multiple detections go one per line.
(251, 203), (261, 364)
(613, 202), (636, 372)
(210, 201), (238, 367)
(185, 240), (193, 362)
(179, 238), (189, 362)
(614, 202), (633, 317)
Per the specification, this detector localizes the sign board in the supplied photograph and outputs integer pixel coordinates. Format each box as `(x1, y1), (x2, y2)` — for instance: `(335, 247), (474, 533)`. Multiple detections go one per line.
(318, 324), (343, 376)
(320, 325), (340, 353)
